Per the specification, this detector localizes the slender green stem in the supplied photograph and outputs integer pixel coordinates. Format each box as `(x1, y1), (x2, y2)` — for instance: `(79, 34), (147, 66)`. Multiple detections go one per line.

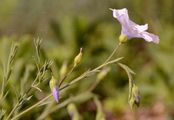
(91, 57), (123, 72)
(59, 57), (123, 91)
(1, 78), (5, 98)
(37, 92), (94, 120)
(34, 38), (42, 64)
(104, 42), (121, 63)
(36, 101), (54, 120)
(10, 57), (123, 120)
(1, 43), (18, 99)
(6, 102), (20, 120)
(7, 61), (51, 119)
(10, 44), (122, 120)
(11, 94), (52, 120)
(88, 80), (99, 92)
(59, 66), (75, 87)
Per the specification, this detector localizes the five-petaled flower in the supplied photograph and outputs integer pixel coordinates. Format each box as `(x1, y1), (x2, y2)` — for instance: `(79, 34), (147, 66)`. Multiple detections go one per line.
(110, 8), (159, 44)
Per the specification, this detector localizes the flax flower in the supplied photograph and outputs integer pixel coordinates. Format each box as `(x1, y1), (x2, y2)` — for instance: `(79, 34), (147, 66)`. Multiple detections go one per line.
(111, 8), (159, 44)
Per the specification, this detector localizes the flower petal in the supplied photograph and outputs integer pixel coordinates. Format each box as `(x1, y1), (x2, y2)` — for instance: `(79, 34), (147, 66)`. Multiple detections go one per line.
(112, 8), (129, 19)
(112, 8), (129, 26)
(111, 8), (160, 44)
(141, 32), (160, 44)
(134, 23), (148, 32)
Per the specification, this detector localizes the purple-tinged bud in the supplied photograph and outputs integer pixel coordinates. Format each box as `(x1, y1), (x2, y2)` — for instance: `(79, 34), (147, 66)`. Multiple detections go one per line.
(49, 76), (59, 102)
(129, 84), (140, 109)
(67, 103), (81, 120)
(52, 87), (59, 102)
(132, 84), (140, 107)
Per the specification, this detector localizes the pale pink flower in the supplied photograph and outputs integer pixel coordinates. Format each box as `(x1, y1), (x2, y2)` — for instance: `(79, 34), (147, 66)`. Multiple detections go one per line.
(111, 8), (159, 44)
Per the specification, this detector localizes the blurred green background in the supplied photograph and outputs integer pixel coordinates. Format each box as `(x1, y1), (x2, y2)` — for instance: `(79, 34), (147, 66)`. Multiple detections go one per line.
(0, 0), (174, 119)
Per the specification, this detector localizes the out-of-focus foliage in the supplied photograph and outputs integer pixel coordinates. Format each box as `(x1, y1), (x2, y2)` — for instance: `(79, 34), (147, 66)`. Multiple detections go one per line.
(0, 0), (174, 119)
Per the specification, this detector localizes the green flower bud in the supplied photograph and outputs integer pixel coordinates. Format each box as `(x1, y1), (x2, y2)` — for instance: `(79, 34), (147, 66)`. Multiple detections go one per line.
(60, 62), (68, 79)
(49, 76), (57, 89)
(97, 67), (110, 81)
(67, 103), (81, 120)
(74, 48), (83, 67)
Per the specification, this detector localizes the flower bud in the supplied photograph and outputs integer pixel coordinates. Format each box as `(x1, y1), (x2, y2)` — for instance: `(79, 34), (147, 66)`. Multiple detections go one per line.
(60, 62), (68, 79)
(119, 34), (128, 43)
(49, 76), (59, 102)
(73, 48), (83, 67)
(67, 103), (81, 120)
(129, 84), (140, 109)
(132, 84), (140, 107)
(97, 67), (110, 81)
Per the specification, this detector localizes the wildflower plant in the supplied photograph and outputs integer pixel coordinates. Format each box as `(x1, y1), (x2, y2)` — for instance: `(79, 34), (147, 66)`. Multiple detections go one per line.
(0, 8), (159, 120)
